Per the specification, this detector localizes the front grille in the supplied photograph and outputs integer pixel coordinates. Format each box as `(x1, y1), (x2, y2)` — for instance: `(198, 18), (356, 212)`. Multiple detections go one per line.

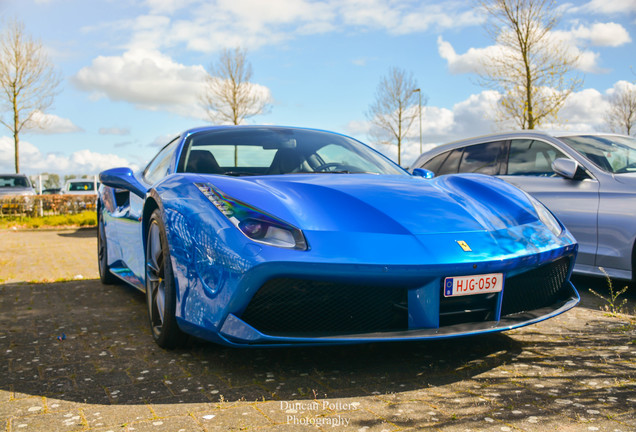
(439, 292), (499, 327)
(500, 257), (571, 317)
(440, 257), (572, 327)
(240, 278), (409, 334)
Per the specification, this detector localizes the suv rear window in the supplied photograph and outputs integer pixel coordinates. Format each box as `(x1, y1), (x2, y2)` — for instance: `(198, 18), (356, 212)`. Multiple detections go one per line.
(421, 141), (505, 176)
(437, 149), (463, 175)
(458, 141), (505, 175)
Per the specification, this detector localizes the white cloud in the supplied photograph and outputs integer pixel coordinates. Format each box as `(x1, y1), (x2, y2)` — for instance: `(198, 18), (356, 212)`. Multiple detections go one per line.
(569, 22), (631, 47)
(73, 48), (209, 118)
(545, 81), (636, 132)
(74, 46), (274, 120)
(127, 15), (172, 51)
(577, 0), (636, 15)
(607, 80), (636, 97)
(164, 0), (336, 53)
(26, 112), (83, 134)
(376, 3), (482, 35)
(542, 88), (609, 132)
(69, 149), (137, 174)
(546, 29), (605, 73)
(437, 36), (504, 75)
(438, 20), (622, 75)
(99, 1), (482, 54)
(339, 0), (482, 35)
(0, 137), (137, 175)
(575, 50), (603, 73)
(145, 0), (198, 14)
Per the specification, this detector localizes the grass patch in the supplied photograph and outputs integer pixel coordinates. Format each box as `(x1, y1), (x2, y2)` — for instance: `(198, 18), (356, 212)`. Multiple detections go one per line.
(589, 267), (630, 316)
(0, 211), (97, 229)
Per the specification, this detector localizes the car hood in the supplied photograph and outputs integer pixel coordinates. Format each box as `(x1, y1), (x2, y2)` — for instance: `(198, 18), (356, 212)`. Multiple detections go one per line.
(189, 174), (539, 236)
(62, 191), (96, 195)
(0, 187), (34, 196)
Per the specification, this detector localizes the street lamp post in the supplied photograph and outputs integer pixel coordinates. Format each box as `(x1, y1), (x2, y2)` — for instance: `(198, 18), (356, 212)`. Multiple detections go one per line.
(412, 88), (422, 155)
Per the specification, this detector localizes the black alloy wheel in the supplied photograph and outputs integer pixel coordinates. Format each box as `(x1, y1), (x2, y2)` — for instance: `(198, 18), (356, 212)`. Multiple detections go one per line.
(97, 210), (118, 285)
(145, 209), (184, 348)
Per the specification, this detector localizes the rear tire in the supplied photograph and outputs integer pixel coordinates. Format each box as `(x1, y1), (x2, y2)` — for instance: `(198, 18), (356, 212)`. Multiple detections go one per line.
(97, 210), (118, 285)
(145, 209), (185, 349)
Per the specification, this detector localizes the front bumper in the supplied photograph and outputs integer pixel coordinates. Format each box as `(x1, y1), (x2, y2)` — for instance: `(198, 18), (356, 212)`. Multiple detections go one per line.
(176, 247), (579, 347)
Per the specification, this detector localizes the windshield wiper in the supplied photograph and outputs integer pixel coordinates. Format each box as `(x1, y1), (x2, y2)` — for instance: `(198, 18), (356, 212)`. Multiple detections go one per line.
(289, 170), (377, 174)
(223, 171), (260, 176)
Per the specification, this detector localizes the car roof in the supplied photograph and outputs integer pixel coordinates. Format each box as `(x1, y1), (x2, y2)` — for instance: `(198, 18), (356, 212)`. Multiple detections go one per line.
(181, 124), (348, 137)
(446, 130), (628, 145)
(422, 130), (631, 155)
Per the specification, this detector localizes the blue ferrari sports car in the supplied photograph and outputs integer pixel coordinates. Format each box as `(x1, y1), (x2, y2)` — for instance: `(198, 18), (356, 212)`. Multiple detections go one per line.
(98, 126), (579, 349)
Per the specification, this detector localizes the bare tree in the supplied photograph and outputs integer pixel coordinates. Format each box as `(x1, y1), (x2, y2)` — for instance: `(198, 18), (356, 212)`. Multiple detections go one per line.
(366, 67), (422, 165)
(478, 0), (582, 129)
(201, 47), (271, 126)
(606, 83), (636, 135)
(0, 19), (61, 173)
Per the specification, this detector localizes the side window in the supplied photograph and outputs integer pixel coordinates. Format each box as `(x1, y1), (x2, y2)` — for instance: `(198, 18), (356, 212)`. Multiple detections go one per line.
(436, 148), (463, 175)
(421, 151), (450, 174)
(507, 140), (568, 176)
(143, 138), (180, 184)
(458, 141), (505, 175)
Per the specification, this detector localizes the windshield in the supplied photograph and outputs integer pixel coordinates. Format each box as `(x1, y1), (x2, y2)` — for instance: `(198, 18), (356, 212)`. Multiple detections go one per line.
(0, 175), (29, 188)
(559, 135), (636, 174)
(68, 181), (96, 191)
(178, 127), (406, 176)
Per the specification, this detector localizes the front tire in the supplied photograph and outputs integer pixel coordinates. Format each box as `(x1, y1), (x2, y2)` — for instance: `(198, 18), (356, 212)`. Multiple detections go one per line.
(97, 210), (118, 285)
(145, 209), (184, 349)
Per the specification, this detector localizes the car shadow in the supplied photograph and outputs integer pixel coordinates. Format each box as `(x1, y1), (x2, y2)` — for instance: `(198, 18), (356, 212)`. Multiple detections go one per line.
(56, 227), (97, 239)
(0, 279), (532, 406)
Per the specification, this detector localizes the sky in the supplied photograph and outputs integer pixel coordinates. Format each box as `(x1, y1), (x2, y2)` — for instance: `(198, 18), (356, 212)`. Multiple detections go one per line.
(0, 0), (634, 175)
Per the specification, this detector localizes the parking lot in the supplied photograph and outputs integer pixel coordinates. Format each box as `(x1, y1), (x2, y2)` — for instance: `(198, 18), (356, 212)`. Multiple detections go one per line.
(0, 228), (635, 431)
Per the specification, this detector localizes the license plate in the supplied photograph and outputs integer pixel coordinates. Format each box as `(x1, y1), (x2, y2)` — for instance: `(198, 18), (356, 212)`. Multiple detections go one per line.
(443, 273), (503, 297)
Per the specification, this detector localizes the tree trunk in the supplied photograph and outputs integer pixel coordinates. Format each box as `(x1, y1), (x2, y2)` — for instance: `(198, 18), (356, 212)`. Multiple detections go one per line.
(524, 54), (534, 129)
(14, 134), (19, 173)
(13, 95), (19, 173)
(397, 109), (402, 165)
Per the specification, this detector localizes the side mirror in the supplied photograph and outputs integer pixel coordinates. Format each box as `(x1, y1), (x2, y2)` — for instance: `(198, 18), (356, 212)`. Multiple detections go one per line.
(412, 168), (435, 179)
(99, 167), (147, 198)
(551, 158), (578, 180)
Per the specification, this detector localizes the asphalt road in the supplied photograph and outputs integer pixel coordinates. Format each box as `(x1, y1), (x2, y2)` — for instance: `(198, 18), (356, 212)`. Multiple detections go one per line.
(0, 228), (634, 431)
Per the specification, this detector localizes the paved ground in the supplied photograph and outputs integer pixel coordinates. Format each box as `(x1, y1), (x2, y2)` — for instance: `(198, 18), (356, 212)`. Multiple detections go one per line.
(0, 228), (634, 431)
(0, 229), (98, 284)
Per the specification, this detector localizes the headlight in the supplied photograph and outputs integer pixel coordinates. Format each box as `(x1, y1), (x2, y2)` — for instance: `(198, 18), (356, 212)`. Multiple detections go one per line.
(195, 183), (308, 250)
(525, 193), (562, 237)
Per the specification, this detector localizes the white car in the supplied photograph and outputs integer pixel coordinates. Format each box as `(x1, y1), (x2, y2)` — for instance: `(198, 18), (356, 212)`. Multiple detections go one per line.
(0, 174), (36, 197)
(61, 179), (99, 195)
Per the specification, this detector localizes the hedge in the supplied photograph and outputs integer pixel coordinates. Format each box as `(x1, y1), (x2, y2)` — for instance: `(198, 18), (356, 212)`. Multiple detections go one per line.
(0, 194), (97, 217)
